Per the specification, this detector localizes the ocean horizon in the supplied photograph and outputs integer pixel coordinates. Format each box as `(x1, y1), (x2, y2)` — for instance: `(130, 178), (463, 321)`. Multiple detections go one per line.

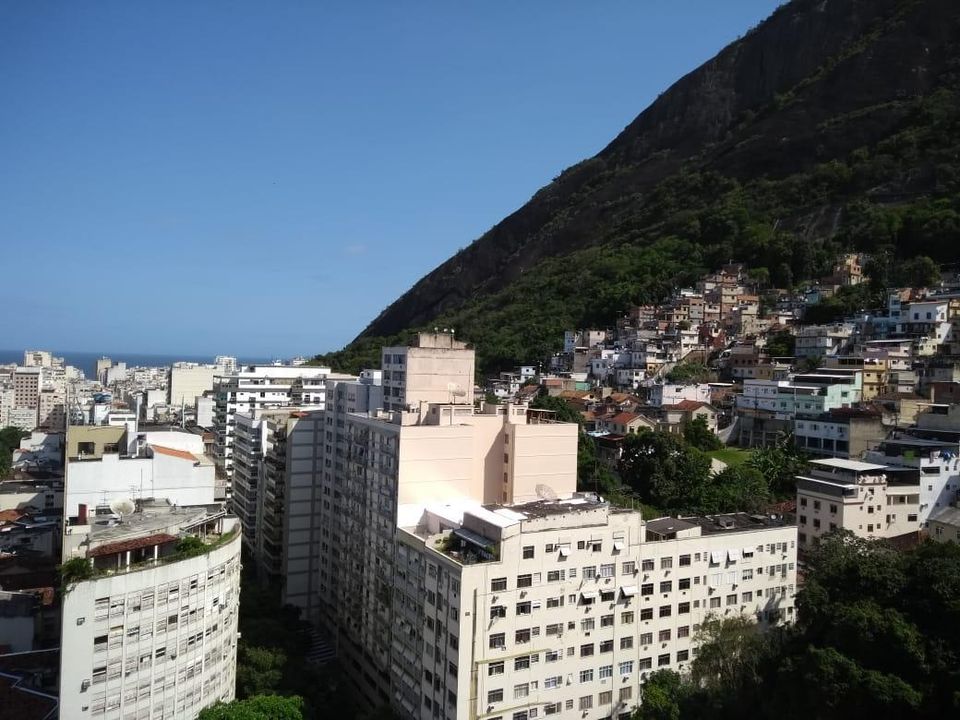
(0, 349), (278, 380)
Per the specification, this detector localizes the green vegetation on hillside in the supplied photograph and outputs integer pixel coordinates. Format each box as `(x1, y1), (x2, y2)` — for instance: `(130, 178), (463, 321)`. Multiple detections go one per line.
(0, 426), (28, 478)
(317, 82), (960, 374)
(634, 533), (960, 720)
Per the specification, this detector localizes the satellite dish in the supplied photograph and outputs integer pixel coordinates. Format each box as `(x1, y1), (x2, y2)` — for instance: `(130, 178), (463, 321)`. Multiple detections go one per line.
(535, 484), (558, 501)
(109, 498), (136, 519)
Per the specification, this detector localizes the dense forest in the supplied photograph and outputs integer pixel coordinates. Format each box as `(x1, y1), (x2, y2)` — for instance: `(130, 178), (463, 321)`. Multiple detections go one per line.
(312, 0), (960, 374)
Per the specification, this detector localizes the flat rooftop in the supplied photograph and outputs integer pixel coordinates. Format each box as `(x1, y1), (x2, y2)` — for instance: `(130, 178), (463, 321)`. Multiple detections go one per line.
(87, 501), (225, 549)
(485, 494), (605, 521)
(810, 458), (887, 472)
(882, 436), (956, 448)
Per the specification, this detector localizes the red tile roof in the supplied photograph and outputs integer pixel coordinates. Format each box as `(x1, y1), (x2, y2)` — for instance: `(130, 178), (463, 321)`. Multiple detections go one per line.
(149, 445), (198, 462)
(610, 412), (645, 426)
(664, 400), (713, 412)
(88, 533), (178, 558)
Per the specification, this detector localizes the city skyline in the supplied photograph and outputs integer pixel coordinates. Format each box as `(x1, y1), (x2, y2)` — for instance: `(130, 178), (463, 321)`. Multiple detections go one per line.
(0, 1), (783, 357)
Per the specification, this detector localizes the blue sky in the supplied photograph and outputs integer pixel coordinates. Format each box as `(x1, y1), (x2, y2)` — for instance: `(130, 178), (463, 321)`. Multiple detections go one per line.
(0, 1), (783, 357)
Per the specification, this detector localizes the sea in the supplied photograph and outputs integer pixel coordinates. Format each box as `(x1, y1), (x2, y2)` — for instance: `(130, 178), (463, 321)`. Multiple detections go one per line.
(0, 350), (275, 380)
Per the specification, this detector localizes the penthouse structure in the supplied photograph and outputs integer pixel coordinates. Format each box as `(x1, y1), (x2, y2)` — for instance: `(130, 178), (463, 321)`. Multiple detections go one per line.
(59, 501), (240, 720)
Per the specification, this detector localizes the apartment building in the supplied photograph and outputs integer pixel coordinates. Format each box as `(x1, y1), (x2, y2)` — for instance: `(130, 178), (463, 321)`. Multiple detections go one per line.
(793, 409), (887, 459)
(394, 498), (796, 720)
(795, 458), (920, 548)
(864, 435), (960, 522)
(59, 502), (240, 720)
(169, 363), (216, 408)
(381, 332), (476, 412)
(13, 366), (42, 428)
(212, 364), (347, 482)
(64, 426), (216, 525)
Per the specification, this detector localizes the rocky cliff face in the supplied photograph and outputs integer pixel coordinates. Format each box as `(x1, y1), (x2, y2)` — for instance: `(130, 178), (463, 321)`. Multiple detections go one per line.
(354, 0), (958, 346)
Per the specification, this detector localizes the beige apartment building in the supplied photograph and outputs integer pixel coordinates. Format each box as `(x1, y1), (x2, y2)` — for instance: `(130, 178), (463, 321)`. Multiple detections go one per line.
(395, 498), (796, 720)
(795, 458), (920, 549)
(305, 333), (798, 719)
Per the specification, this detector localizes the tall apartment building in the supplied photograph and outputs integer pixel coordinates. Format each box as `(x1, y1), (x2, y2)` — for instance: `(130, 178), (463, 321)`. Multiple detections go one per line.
(382, 332), (476, 412)
(23, 349), (58, 367)
(169, 363), (216, 408)
(59, 501), (241, 720)
(13, 365), (42, 428)
(302, 333), (797, 719)
(211, 364), (347, 482)
(393, 499), (796, 720)
(282, 370), (382, 614)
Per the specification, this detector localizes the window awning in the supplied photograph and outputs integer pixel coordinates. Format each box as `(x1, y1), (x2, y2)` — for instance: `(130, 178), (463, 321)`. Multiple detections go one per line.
(613, 541), (625, 551)
(620, 585), (638, 597)
(580, 590), (598, 601)
(727, 549), (741, 561)
(710, 550), (724, 564)
(558, 547), (570, 557)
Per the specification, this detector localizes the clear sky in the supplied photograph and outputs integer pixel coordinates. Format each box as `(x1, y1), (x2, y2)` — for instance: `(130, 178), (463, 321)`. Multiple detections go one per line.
(1, 1), (783, 357)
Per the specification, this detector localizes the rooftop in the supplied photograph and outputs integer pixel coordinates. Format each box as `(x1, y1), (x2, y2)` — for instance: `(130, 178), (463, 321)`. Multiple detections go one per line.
(810, 458), (887, 472)
(86, 501), (225, 550)
(929, 505), (960, 529)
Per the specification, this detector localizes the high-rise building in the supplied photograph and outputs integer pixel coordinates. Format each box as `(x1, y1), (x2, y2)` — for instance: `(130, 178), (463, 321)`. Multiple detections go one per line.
(381, 332), (476, 412)
(59, 501), (241, 719)
(23, 350), (54, 367)
(211, 364), (348, 484)
(393, 500), (796, 720)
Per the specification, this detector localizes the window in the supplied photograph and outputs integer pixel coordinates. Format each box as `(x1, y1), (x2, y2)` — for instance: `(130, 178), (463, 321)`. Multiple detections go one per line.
(659, 605), (672, 618)
(742, 568), (753, 581)
(619, 687), (633, 701)
(515, 629), (531, 644)
(600, 640), (614, 653)
(640, 608), (653, 621)
(641, 583), (654, 596)
(547, 570), (564, 582)
(621, 611), (634, 624)
(579, 669), (594, 683)
(800, 497), (807, 507)
(489, 662), (504, 676)
(490, 605), (506, 619)
(619, 661), (634, 675)
(742, 591), (753, 602)
(620, 636), (634, 650)
(661, 557), (673, 569)
(678, 602), (690, 614)
(678, 577), (690, 590)
(622, 561), (636, 574)
(545, 675), (562, 689)
(579, 696), (593, 711)
(489, 633), (505, 649)
(522, 546), (535, 559)
(582, 566), (597, 579)
(514, 656), (530, 671)
(659, 581), (672, 593)
(488, 689), (503, 703)
(639, 657), (652, 670)
(710, 597), (721, 609)
(517, 574), (533, 588)
(514, 683), (529, 699)
(677, 649), (689, 662)
(813, 501), (821, 510)
(580, 644), (594, 657)
(679, 554), (691, 566)
(581, 618), (595, 632)
(599, 690), (613, 705)
(641, 559), (655, 572)
(601, 614), (614, 628)
(640, 632), (653, 645)
(658, 653), (671, 667)
(677, 625), (690, 639)
(600, 563), (615, 577)
(516, 602), (532, 615)
(829, 504), (838, 514)
(726, 594), (737, 606)
(491, 578), (507, 592)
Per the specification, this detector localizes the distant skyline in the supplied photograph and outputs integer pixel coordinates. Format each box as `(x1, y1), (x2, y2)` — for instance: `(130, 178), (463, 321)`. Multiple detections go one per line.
(1, 1), (783, 357)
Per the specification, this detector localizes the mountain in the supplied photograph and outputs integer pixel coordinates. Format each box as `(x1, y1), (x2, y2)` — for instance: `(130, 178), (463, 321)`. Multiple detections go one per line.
(317, 0), (960, 373)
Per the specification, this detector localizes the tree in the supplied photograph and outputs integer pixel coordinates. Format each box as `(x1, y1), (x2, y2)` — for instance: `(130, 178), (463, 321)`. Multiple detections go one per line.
(529, 393), (582, 424)
(797, 355), (823, 373)
(618, 431), (711, 512)
(764, 330), (794, 358)
(635, 670), (686, 720)
(665, 362), (710, 383)
(0, 426), (28, 479)
(683, 416), (721, 451)
(699, 465), (770, 514)
(690, 615), (763, 689)
(747, 434), (807, 497)
(896, 255), (940, 288)
(198, 695), (304, 720)
(236, 645), (286, 698)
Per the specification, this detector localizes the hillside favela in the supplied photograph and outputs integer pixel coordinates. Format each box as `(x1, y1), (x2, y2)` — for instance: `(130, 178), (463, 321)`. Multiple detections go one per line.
(1, 1), (959, 719)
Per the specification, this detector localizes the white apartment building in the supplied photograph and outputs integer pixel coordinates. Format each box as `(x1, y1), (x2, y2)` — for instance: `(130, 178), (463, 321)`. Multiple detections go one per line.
(796, 458), (921, 548)
(65, 427), (216, 524)
(212, 364), (345, 480)
(393, 498), (797, 720)
(60, 502), (240, 720)
(647, 384), (711, 408)
(169, 363), (216, 408)
(865, 436), (960, 521)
